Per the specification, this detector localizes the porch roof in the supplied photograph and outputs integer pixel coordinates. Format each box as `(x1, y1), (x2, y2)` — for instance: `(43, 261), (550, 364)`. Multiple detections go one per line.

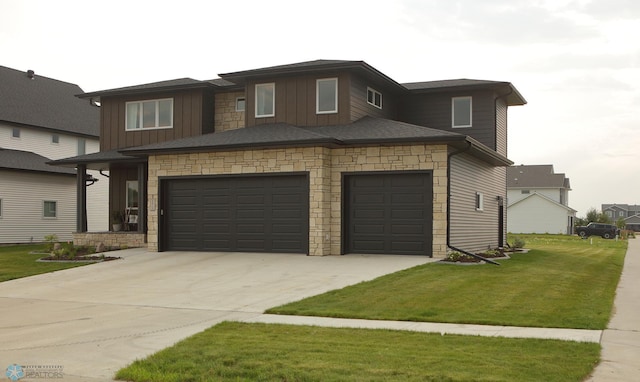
(47, 148), (143, 171)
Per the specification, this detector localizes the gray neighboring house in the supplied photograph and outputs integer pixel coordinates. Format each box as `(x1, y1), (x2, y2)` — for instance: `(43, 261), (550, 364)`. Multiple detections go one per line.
(507, 165), (576, 234)
(602, 204), (640, 231)
(0, 66), (107, 243)
(52, 59), (527, 257)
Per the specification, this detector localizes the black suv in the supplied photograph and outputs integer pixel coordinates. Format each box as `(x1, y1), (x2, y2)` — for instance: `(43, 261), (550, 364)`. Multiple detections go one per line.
(575, 223), (620, 239)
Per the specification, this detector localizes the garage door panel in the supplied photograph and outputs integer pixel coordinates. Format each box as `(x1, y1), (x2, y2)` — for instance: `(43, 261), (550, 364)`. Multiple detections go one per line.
(346, 173), (432, 256)
(165, 175), (308, 253)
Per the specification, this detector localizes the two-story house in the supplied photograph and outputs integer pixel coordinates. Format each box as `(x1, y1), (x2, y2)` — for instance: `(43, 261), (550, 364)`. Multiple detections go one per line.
(506, 164), (576, 235)
(53, 60), (526, 257)
(0, 66), (108, 243)
(602, 204), (640, 231)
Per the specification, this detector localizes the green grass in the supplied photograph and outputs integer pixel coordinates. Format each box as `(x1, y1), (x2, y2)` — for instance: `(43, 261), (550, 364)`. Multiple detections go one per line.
(116, 321), (600, 382)
(267, 234), (626, 329)
(0, 244), (89, 282)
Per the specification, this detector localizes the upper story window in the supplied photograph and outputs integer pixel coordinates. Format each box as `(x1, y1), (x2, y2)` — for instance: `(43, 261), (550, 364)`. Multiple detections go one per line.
(606, 211), (613, 218)
(51, 134), (59, 144)
(0, 199), (3, 218)
(126, 98), (173, 131)
(255, 83), (275, 118)
(77, 139), (86, 155)
(367, 87), (383, 109)
(236, 97), (246, 112)
(452, 96), (472, 128)
(12, 128), (20, 138)
(316, 78), (338, 114)
(475, 192), (484, 211)
(521, 190), (530, 194)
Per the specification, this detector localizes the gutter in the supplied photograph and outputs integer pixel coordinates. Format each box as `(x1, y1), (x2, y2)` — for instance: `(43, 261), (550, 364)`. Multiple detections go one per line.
(446, 141), (501, 266)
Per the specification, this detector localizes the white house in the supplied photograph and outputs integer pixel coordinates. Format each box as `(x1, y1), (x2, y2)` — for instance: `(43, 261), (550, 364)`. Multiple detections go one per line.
(507, 165), (576, 235)
(0, 66), (108, 243)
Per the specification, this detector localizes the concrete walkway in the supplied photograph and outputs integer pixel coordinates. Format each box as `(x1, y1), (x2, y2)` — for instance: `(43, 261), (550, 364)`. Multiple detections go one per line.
(586, 237), (640, 381)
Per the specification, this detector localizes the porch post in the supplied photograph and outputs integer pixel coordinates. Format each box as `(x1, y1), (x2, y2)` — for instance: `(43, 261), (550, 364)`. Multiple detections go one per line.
(137, 163), (146, 233)
(76, 164), (88, 232)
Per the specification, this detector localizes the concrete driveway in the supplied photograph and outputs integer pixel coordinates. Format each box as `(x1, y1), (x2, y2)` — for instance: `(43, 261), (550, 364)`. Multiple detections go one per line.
(0, 249), (431, 381)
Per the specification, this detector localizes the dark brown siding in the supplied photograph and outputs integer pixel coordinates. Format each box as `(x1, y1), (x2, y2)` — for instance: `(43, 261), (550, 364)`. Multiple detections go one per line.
(400, 90), (498, 151)
(449, 152), (506, 252)
(245, 73), (352, 127)
(350, 74), (398, 121)
(109, 166), (138, 223)
(100, 89), (210, 151)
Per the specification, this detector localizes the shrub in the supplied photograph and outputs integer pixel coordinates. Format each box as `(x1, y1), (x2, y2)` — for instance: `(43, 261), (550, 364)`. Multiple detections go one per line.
(512, 237), (526, 249)
(44, 234), (58, 252)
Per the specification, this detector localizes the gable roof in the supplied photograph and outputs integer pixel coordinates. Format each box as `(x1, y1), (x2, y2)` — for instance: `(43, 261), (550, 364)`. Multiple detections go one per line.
(507, 165), (570, 189)
(508, 192), (577, 213)
(112, 116), (511, 166)
(403, 79), (527, 106)
(0, 66), (99, 137)
(0, 148), (75, 175)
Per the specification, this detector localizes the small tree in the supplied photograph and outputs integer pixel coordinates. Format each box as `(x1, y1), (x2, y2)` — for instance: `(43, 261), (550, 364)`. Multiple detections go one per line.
(616, 217), (626, 230)
(586, 208), (599, 223)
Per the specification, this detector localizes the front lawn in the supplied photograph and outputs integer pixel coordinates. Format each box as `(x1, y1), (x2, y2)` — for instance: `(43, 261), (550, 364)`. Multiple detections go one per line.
(0, 244), (89, 282)
(267, 235), (626, 329)
(116, 321), (600, 382)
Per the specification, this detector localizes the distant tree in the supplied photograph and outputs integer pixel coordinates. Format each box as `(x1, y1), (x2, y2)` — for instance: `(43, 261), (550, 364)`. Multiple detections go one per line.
(582, 207), (612, 225)
(574, 216), (588, 228)
(598, 212), (612, 224)
(586, 208), (599, 223)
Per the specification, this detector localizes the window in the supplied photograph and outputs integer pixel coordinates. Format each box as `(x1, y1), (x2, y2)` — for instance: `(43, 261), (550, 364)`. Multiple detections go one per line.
(126, 98), (173, 130)
(12, 128), (20, 138)
(452, 96), (472, 128)
(126, 181), (139, 224)
(255, 83), (275, 117)
(236, 97), (246, 112)
(475, 192), (484, 211)
(0, 199), (2, 218)
(51, 134), (59, 144)
(521, 190), (530, 194)
(367, 87), (383, 109)
(77, 139), (86, 155)
(619, 211), (625, 217)
(606, 211), (613, 218)
(316, 78), (338, 114)
(43, 201), (57, 218)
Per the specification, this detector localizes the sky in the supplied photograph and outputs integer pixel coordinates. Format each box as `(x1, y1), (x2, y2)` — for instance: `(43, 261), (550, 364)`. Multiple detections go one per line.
(1, 0), (638, 216)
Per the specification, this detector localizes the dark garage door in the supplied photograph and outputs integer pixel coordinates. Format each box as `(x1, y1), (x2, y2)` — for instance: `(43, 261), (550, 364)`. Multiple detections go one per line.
(345, 172), (433, 256)
(162, 174), (308, 253)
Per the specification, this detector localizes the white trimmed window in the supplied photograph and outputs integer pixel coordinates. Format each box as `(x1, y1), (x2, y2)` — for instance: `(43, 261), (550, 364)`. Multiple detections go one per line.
(0, 199), (2, 218)
(475, 192), (484, 211)
(12, 128), (20, 138)
(126, 180), (139, 224)
(367, 87), (383, 109)
(452, 96), (472, 128)
(255, 83), (275, 117)
(43, 200), (57, 218)
(236, 97), (246, 112)
(126, 98), (173, 130)
(77, 139), (86, 155)
(316, 78), (338, 114)
(51, 134), (59, 144)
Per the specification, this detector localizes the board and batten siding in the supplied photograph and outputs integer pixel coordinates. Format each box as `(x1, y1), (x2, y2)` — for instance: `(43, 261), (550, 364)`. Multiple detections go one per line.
(100, 89), (212, 152)
(449, 152), (506, 252)
(246, 73), (352, 128)
(0, 170), (76, 243)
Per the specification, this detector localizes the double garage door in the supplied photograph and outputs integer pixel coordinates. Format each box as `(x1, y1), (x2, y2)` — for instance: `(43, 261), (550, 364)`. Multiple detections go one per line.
(161, 172), (432, 256)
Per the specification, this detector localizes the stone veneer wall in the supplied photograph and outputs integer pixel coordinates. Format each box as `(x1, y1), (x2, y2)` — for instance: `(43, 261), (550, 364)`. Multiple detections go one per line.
(73, 232), (146, 248)
(214, 92), (245, 132)
(147, 144), (448, 257)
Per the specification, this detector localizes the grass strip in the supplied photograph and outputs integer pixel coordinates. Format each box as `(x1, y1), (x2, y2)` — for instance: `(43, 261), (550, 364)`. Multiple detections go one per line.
(0, 244), (88, 282)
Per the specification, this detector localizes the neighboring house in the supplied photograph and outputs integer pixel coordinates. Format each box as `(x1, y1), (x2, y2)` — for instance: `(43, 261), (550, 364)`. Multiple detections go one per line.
(506, 165), (576, 235)
(52, 60), (526, 257)
(0, 66), (107, 243)
(602, 204), (640, 231)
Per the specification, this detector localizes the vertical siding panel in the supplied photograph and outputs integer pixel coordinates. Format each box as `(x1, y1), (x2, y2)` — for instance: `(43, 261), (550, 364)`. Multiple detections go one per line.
(449, 152), (506, 252)
(296, 79), (307, 126)
(275, 79), (287, 124)
(286, 79), (297, 124)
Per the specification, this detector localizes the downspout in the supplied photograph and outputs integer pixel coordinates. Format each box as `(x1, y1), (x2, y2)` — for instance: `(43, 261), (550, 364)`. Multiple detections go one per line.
(447, 141), (501, 266)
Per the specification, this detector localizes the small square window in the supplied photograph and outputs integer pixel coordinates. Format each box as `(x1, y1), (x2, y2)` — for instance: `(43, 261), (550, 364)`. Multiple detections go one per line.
(51, 134), (59, 144)
(475, 192), (484, 211)
(43, 200), (57, 218)
(77, 139), (86, 155)
(236, 97), (246, 112)
(255, 83), (275, 117)
(452, 96), (472, 128)
(367, 87), (383, 109)
(12, 128), (20, 138)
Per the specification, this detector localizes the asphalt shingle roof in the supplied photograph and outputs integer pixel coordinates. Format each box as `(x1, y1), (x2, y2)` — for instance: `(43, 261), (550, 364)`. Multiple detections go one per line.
(507, 165), (570, 189)
(0, 148), (76, 175)
(0, 66), (99, 137)
(403, 78), (527, 106)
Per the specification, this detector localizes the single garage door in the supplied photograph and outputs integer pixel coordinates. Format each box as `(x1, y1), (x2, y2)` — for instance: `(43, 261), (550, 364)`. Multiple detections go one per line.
(162, 174), (308, 253)
(345, 172), (433, 256)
